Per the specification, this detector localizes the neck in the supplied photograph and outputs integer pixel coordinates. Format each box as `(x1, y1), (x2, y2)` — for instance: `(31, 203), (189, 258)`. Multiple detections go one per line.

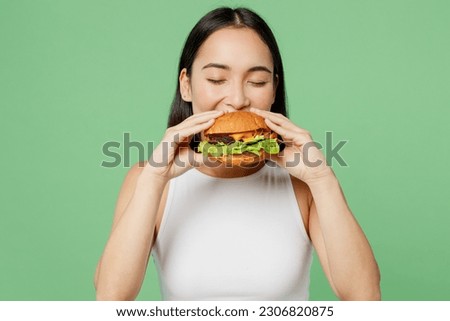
(196, 161), (266, 178)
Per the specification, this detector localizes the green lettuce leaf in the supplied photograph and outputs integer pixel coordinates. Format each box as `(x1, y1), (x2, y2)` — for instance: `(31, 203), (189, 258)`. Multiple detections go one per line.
(198, 137), (280, 157)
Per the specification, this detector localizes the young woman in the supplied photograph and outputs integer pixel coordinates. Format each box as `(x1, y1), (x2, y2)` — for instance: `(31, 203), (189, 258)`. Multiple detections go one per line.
(94, 7), (380, 301)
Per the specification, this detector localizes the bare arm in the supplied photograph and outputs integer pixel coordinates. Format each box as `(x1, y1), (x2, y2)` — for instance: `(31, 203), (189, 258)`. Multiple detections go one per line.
(251, 108), (380, 300)
(307, 173), (381, 300)
(94, 110), (223, 300)
(94, 163), (167, 300)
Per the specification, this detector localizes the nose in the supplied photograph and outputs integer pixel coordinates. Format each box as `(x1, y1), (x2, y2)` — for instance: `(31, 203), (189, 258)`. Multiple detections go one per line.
(226, 82), (250, 110)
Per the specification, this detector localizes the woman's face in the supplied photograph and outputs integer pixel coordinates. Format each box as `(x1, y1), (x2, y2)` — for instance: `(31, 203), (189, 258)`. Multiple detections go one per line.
(180, 27), (277, 114)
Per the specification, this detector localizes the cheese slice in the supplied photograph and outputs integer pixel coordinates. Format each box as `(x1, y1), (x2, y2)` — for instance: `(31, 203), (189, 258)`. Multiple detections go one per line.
(228, 130), (276, 142)
(229, 131), (255, 141)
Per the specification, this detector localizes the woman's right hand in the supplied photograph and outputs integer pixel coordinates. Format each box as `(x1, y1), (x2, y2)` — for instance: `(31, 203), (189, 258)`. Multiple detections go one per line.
(142, 110), (224, 182)
(96, 112), (225, 300)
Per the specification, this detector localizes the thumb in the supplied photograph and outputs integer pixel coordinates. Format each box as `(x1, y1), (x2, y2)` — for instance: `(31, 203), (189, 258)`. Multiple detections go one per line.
(174, 145), (198, 170)
(265, 151), (287, 169)
(266, 149), (304, 170)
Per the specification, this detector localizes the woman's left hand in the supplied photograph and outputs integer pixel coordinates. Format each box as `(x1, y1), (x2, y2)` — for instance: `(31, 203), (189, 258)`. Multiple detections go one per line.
(251, 108), (333, 184)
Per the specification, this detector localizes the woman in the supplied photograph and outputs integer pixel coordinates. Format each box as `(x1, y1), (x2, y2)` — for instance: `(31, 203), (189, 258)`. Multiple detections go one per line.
(94, 7), (380, 300)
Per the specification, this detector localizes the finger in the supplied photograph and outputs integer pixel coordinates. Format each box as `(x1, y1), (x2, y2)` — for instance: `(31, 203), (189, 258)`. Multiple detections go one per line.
(265, 151), (290, 169)
(250, 108), (306, 133)
(173, 147), (196, 171)
(153, 118), (215, 165)
(265, 118), (309, 143)
(174, 110), (224, 131)
(163, 111), (218, 145)
(266, 148), (303, 171)
(250, 107), (287, 121)
(173, 118), (217, 144)
(172, 110), (225, 146)
(176, 147), (210, 169)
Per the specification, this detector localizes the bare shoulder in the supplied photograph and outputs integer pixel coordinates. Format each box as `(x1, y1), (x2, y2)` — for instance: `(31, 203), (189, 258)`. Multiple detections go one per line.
(290, 175), (313, 238)
(116, 161), (148, 194)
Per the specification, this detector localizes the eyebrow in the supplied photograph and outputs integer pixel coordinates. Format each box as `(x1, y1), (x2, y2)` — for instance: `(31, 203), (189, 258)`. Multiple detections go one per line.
(201, 63), (272, 74)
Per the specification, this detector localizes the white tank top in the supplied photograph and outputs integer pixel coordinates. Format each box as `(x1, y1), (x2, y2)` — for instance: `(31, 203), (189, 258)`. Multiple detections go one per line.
(152, 162), (313, 300)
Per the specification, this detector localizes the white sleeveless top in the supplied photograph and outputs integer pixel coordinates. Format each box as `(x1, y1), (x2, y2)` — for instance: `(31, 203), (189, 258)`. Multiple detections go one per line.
(152, 162), (313, 300)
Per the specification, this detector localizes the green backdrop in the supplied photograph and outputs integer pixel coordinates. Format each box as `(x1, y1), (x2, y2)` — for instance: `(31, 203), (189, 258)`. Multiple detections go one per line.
(1, 0), (449, 300)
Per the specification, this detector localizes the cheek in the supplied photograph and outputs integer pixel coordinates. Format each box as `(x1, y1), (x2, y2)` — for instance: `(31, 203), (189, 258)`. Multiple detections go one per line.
(191, 83), (225, 114)
(249, 88), (275, 110)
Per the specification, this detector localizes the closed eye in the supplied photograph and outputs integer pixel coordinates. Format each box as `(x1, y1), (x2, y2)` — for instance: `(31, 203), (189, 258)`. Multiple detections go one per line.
(249, 81), (268, 87)
(207, 79), (226, 85)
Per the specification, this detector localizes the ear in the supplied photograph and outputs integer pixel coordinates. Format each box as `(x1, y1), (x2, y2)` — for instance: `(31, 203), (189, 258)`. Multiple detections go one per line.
(179, 68), (192, 102)
(272, 74), (279, 104)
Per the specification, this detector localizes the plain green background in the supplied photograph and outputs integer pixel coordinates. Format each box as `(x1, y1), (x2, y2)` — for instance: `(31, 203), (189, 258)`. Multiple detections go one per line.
(1, 0), (449, 300)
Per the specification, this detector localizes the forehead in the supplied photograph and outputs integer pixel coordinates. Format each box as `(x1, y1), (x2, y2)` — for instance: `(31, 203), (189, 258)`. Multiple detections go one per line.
(193, 27), (273, 70)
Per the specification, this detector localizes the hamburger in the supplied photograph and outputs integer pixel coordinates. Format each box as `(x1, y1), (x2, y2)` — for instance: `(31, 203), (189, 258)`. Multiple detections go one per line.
(197, 111), (280, 166)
